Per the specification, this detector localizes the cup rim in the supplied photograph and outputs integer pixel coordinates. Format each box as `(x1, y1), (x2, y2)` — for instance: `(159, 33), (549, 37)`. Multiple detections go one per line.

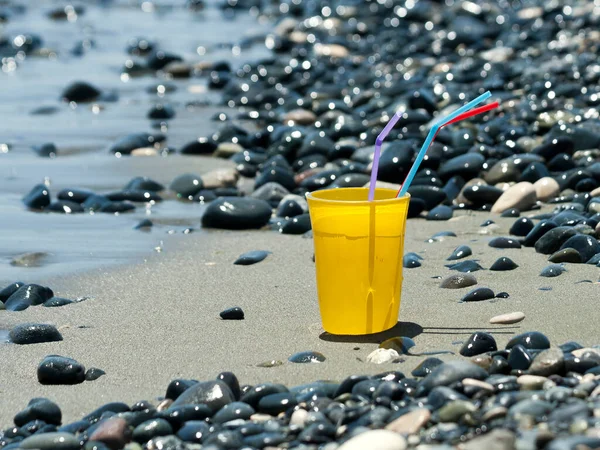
(306, 187), (410, 206)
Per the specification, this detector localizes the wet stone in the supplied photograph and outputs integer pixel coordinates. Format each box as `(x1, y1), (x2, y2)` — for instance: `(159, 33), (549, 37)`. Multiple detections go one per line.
(510, 218), (535, 236)
(258, 392), (298, 415)
(489, 257), (519, 271)
(276, 199), (304, 218)
(19, 432), (80, 450)
(490, 312), (525, 325)
(460, 332), (497, 357)
(534, 227), (578, 255)
(9, 324), (63, 345)
(445, 260), (484, 273)
(5, 284), (54, 311)
(523, 220), (558, 247)
(171, 380), (234, 412)
(23, 184), (51, 210)
(220, 307), (244, 320)
(202, 197), (272, 230)
(57, 188), (95, 203)
(403, 253), (422, 268)
(461, 287), (495, 302)
(14, 398), (62, 427)
(418, 360), (488, 395)
(85, 368), (106, 381)
(506, 332), (551, 350)
(540, 264), (566, 277)
(132, 419), (173, 443)
(426, 205), (453, 221)
(289, 351), (326, 364)
(37, 356), (86, 385)
(489, 237), (522, 249)
(439, 273), (477, 289)
(412, 358), (444, 377)
(43, 297), (75, 307)
(234, 250), (269, 265)
(176, 420), (210, 443)
(279, 213), (311, 234)
(62, 81), (101, 102)
(147, 104), (175, 120)
(560, 235), (600, 262)
(508, 345), (533, 371)
(447, 245), (472, 261)
(133, 219), (153, 230)
(33, 143), (57, 158)
(212, 402), (255, 424)
(529, 348), (564, 377)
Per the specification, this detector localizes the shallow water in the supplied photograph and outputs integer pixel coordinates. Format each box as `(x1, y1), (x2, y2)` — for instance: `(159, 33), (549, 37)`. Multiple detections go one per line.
(0, 0), (271, 284)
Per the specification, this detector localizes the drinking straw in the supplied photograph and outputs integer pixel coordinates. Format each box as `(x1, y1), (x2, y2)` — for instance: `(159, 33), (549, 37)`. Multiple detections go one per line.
(395, 101), (499, 197)
(396, 91), (493, 198)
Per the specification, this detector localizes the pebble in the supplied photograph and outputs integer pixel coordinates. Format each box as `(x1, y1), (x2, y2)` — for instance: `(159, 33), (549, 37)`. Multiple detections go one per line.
(288, 351), (326, 364)
(491, 182), (537, 214)
(279, 213), (311, 234)
(460, 332), (497, 357)
(489, 312), (525, 325)
(506, 331), (551, 350)
(5, 284), (54, 311)
(403, 253), (422, 268)
(85, 368), (106, 381)
(385, 409), (431, 435)
(445, 260), (484, 273)
(548, 248), (582, 263)
(461, 287), (495, 302)
(61, 81), (101, 102)
(489, 237), (522, 249)
(234, 250), (270, 265)
(10, 251), (48, 267)
(37, 356), (86, 385)
(9, 323), (63, 345)
(171, 380), (234, 412)
(540, 264), (566, 277)
(337, 430), (407, 450)
(22, 184), (51, 210)
(89, 417), (131, 449)
(219, 307), (244, 320)
(439, 273), (477, 289)
(132, 419), (173, 443)
(489, 257), (519, 271)
(366, 349), (402, 364)
(510, 218), (535, 237)
(446, 245), (472, 261)
(202, 197), (272, 230)
(412, 358), (444, 377)
(19, 432), (81, 450)
(534, 177), (561, 202)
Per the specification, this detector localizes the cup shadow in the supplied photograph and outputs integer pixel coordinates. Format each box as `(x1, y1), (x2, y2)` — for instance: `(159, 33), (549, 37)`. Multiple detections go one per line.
(319, 321), (423, 344)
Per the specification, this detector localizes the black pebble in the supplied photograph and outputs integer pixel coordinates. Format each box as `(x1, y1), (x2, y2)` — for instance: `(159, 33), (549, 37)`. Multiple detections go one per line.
(506, 331), (551, 350)
(540, 264), (566, 277)
(280, 214), (311, 235)
(276, 199), (304, 218)
(460, 332), (497, 357)
(134, 219), (153, 230)
(14, 398), (62, 427)
(445, 260), (484, 273)
(461, 287), (495, 302)
(489, 237), (521, 249)
(509, 218), (535, 236)
(508, 345), (532, 370)
(216, 372), (241, 401)
(496, 292), (510, 298)
(33, 143), (57, 158)
(426, 205), (453, 221)
(234, 250), (269, 265)
(489, 257), (519, 271)
(9, 323), (63, 345)
(85, 368), (106, 381)
(62, 81), (101, 102)
(548, 248), (582, 263)
(220, 307), (244, 320)
(288, 351), (326, 363)
(411, 357), (444, 377)
(23, 184), (51, 210)
(403, 253), (422, 268)
(500, 208), (520, 217)
(447, 245), (472, 261)
(0, 281), (26, 302)
(37, 356), (86, 385)
(481, 219), (495, 227)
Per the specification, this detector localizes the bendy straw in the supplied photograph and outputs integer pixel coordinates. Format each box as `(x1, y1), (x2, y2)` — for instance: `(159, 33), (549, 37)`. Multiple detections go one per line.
(395, 100), (499, 197)
(396, 91), (493, 198)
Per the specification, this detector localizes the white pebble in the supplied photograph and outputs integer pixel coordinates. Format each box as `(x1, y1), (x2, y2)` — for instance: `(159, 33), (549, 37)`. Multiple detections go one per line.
(366, 348), (401, 364)
(489, 311), (525, 325)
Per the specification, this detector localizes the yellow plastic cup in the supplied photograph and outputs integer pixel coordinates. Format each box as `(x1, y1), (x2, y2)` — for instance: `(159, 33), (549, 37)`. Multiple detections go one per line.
(306, 187), (410, 335)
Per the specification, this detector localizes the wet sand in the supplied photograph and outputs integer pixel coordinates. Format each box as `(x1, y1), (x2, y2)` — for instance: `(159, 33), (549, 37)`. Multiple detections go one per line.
(1, 203), (598, 424)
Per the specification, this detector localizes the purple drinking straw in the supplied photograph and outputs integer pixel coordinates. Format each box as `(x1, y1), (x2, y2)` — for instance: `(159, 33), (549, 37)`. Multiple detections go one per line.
(368, 110), (404, 201)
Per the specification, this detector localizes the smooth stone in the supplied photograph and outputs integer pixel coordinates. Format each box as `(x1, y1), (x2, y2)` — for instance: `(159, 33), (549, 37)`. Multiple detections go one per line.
(216, 372), (240, 401)
(337, 430), (407, 450)
(289, 351), (325, 363)
(276, 199), (304, 218)
(461, 287), (494, 302)
(125, 177), (164, 192)
(10, 252), (48, 267)
(176, 421), (210, 443)
(19, 432), (80, 450)
(407, 185), (447, 210)
(171, 380), (234, 412)
(106, 190), (162, 203)
(560, 235), (600, 262)
(489, 356), (511, 375)
(44, 297), (75, 307)
(14, 398), (62, 427)
(214, 142), (244, 158)
(506, 332), (551, 350)
(33, 143), (58, 158)
(523, 220), (558, 247)
(5, 284), (54, 311)
(134, 219), (153, 230)
(462, 185), (503, 205)
(446, 245), (472, 261)
(489, 312), (525, 325)
(132, 419), (173, 443)
(258, 392), (297, 415)
(461, 429), (516, 450)
(379, 337), (415, 355)
(23, 184), (51, 210)
(460, 332), (497, 357)
(418, 361), (487, 395)
(439, 273), (477, 289)
(366, 348), (402, 364)
(98, 201), (135, 214)
(57, 188), (95, 203)
(9, 323), (63, 345)
(403, 253), (422, 268)
(488, 237), (521, 249)
(240, 383), (289, 408)
(534, 227), (578, 254)
(47, 200), (84, 214)
(385, 408), (431, 435)
(212, 402), (255, 424)
(220, 307), (244, 320)
(528, 348), (565, 377)
(508, 399), (552, 420)
(62, 81), (101, 102)
(548, 248), (583, 263)
(534, 177), (561, 202)
(491, 182), (537, 213)
(540, 264), (566, 277)
(85, 368), (106, 381)
(147, 104), (175, 120)
(280, 214), (311, 234)
(89, 417), (131, 449)
(438, 153), (485, 181)
(283, 109), (317, 125)
(438, 400), (477, 422)
(489, 257), (519, 271)
(426, 205), (453, 221)
(411, 358), (444, 377)
(234, 250), (269, 265)
(0, 281), (26, 302)
(251, 182), (290, 207)
(201, 167), (239, 189)
(255, 166), (296, 191)
(37, 356), (85, 385)
(180, 138), (216, 155)
(169, 173), (204, 198)
(445, 260), (484, 273)
(508, 345), (533, 370)
(509, 218), (535, 236)
(517, 374), (549, 390)
(202, 197), (272, 230)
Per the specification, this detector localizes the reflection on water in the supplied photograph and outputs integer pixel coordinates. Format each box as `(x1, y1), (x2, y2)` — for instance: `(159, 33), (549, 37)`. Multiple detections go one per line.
(0, 0), (271, 284)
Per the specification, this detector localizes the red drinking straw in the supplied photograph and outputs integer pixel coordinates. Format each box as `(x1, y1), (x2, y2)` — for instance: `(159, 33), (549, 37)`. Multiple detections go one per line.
(396, 101), (500, 197)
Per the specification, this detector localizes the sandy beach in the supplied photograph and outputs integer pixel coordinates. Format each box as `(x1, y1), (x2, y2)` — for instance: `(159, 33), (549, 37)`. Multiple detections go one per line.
(1, 190), (597, 424)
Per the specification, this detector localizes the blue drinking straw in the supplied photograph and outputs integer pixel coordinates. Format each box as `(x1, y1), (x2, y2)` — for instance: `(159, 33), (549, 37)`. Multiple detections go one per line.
(396, 91), (491, 198)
